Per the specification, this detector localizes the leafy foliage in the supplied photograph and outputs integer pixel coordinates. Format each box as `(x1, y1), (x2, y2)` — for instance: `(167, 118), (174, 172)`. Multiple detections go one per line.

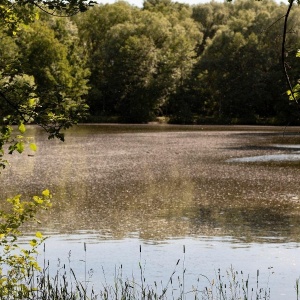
(75, 1), (201, 122)
(72, 0), (300, 125)
(2, 0), (298, 127)
(0, 2), (90, 169)
(0, 190), (52, 298)
(0, 0), (94, 35)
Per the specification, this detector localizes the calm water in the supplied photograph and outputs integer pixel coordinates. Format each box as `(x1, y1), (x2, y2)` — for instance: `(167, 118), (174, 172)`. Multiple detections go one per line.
(1, 124), (300, 299)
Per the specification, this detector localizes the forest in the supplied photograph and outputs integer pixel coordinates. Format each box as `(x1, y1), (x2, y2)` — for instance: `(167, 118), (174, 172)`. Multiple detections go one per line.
(1, 0), (300, 125)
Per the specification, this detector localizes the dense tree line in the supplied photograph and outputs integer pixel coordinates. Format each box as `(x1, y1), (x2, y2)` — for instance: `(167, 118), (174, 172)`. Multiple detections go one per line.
(1, 0), (300, 125)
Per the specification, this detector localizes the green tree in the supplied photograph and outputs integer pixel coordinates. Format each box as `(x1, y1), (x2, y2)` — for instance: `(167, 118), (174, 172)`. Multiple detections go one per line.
(0, 0), (94, 35)
(76, 2), (201, 122)
(16, 18), (89, 136)
(74, 2), (136, 116)
(192, 1), (230, 55)
(101, 24), (158, 122)
(187, 0), (300, 124)
(0, 0), (91, 168)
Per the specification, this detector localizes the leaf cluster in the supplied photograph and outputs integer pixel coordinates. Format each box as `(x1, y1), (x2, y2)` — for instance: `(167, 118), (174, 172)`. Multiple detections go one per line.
(0, 4), (90, 169)
(0, 190), (52, 298)
(0, 0), (94, 35)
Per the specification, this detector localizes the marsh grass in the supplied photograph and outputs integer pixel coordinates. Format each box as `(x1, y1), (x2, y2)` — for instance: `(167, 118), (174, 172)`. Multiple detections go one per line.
(200, 267), (271, 300)
(0, 243), (275, 299)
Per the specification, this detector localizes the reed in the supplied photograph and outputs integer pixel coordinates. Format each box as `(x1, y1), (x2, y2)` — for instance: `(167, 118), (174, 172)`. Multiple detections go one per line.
(0, 243), (279, 300)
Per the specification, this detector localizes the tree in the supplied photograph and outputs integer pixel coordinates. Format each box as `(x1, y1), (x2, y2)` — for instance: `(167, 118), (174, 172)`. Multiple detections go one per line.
(75, 2), (201, 122)
(16, 17), (89, 133)
(0, 0), (94, 35)
(185, 0), (300, 125)
(101, 24), (158, 122)
(192, 1), (231, 56)
(74, 2), (137, 116)
(279, 0), (300, 121)
(0, 0), (92, 169)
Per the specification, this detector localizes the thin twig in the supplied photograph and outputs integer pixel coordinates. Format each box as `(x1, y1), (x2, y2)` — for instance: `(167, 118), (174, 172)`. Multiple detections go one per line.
(282, 0), (298, 103)
(32, 2), (82, 17)
(262, 14), (285, 33)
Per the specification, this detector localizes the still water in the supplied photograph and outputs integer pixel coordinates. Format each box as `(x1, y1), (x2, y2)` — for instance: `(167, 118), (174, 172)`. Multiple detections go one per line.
(1, 124), (300, 298)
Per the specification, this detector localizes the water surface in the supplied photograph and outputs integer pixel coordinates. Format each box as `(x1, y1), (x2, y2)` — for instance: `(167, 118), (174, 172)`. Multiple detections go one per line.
(1, 124), (300, 299)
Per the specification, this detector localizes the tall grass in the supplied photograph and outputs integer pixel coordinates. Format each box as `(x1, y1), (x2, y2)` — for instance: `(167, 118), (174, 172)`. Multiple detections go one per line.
(0, 243), (275, 299)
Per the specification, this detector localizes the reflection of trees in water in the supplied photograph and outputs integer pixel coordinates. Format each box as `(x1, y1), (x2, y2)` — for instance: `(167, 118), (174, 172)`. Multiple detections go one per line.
(190, 204), (300, 243)
(2, 125), (300, 243)
(6, 166), (300, 242)
(30, 173), (300, 243)
(35, 175), (197, 240)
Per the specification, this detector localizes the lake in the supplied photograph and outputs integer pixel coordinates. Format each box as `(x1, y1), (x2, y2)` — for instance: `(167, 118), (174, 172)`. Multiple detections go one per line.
(1, 124), (300, 299)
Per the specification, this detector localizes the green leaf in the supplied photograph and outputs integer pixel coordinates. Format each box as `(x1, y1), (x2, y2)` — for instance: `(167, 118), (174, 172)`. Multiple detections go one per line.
(28, 98), (36, 107)
(18, 124), (26, 134)
(29, 143), (37, 152)
(42, 189), (50, 197)
(16, 142), (24, 153)
(35, 231), (43, 239)
(30, 239), (37, 247)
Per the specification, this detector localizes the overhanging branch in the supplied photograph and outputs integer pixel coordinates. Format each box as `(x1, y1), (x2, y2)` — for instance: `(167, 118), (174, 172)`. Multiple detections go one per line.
(0, 90), (29, 123)
(282, 0), (298, 104)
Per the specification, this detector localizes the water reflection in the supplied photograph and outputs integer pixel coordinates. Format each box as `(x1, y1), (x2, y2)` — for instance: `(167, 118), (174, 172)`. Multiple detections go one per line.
(1, 124), (300, 243)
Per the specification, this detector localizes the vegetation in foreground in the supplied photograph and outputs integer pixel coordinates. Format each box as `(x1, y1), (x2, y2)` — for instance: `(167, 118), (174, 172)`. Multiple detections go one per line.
(12, 262), (272, 300)
(1, 244), (273, 299)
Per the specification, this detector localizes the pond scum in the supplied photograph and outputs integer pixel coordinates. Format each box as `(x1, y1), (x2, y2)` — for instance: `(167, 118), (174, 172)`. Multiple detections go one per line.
(0, 242), (280, 300)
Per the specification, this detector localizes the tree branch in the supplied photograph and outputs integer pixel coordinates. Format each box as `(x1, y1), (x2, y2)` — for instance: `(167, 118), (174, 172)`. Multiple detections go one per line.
(262, 14), (285, 33)
(282, 0), (298, 104)
(32, 2), (80, 17)
(0, 90), (29, 123)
